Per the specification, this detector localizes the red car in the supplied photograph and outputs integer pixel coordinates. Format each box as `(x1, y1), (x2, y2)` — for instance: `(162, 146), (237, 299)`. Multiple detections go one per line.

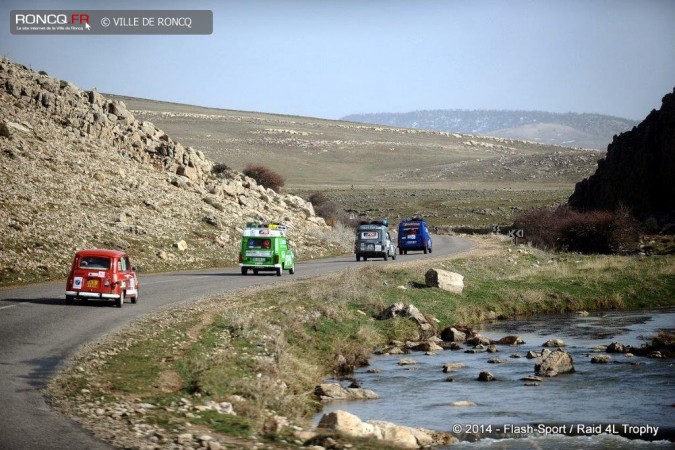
(65, 249), (139, 308)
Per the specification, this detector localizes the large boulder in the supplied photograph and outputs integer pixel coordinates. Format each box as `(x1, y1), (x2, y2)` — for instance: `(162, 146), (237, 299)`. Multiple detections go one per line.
(367, 420), (418, 449)
(424, 268), (464, 294)
(317, 410), (381, 440)
(317, 410), (453, 448)
(535, 349), (575, 377)
(440, 327), (466, 342)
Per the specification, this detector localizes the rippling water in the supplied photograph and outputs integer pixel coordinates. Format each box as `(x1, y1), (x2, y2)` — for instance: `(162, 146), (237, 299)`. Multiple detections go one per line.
(314, 308), (675, 447)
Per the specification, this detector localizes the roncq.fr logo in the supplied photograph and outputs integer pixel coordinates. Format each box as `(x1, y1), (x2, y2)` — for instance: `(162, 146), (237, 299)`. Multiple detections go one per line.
(14, 13), (90, 26)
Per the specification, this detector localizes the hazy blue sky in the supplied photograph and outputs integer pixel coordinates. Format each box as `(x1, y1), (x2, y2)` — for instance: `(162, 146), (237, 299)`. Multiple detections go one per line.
(2, 0), (674, 120)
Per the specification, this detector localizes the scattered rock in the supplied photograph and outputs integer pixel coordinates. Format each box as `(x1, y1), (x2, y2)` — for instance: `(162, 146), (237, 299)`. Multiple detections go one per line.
(521, 376), (542, 382)
(449, 401), (476, 407)
(591, 355), (611, 364)
(440, 327), (466, 342)
(496, 335), (525, 345)
(606, 342), (630, 353)
(535, 349), (575, 377)
(314, 383), (379, 402)
(398, 358), (416, 366)
(442, 362), (466, 373)
(477, 371), (495, 382)
(543, 339), (566, 348)
(424, 268), (464, 294)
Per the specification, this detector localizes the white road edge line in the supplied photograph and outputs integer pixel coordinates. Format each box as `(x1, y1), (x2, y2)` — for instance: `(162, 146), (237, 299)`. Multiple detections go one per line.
(0, 304), (17, 310)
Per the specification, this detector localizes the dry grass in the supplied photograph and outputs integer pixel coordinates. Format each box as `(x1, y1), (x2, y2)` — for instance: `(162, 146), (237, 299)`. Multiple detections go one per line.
(113, 94), (599, 190)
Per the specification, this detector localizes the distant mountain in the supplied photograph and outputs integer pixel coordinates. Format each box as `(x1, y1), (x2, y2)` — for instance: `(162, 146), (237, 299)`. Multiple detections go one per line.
(341, 110), (638, 150)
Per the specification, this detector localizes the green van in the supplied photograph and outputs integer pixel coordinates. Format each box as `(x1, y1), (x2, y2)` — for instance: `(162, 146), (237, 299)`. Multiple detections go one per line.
(239, 222), (295, 276)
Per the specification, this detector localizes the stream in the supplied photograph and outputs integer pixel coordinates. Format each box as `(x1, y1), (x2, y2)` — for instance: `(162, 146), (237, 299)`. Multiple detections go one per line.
(315, 308), (675, 448)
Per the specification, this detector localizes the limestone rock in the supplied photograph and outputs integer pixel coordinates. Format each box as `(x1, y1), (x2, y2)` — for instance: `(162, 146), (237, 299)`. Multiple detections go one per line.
(424, 268), (464, 294)
(591, 355), (611, 364)
(314, 383), (378, 402)
(535, 349), (575, 377)
(543, 339), (566, 348)
(173, 240), (188, 252)
(440, 327), (466, 342)
(317, 410), (381, 439)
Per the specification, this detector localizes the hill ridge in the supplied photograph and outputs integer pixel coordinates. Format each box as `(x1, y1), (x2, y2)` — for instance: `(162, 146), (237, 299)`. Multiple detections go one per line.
(342, 109), (638, 150)
(0, 57), (333, 285)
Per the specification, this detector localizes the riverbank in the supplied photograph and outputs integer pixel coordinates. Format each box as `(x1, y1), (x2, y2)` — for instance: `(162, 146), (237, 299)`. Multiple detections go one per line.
(46, 235), (675, 449)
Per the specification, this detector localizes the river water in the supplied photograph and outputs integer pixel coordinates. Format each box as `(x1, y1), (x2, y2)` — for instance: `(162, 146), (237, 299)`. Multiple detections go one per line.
(315, 309), (675, 448)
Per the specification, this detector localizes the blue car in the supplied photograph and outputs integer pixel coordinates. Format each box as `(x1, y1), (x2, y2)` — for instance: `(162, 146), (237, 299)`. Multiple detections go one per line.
(397, 218), (432, 255)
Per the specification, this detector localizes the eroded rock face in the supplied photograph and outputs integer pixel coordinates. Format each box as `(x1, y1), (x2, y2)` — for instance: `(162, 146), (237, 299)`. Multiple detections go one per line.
(569, 88), (675, 226)
(0, 56), (337, 283)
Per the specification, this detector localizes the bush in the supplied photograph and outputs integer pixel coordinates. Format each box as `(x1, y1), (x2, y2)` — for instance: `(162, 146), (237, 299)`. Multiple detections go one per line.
(513, 206), (639, 254)
(308, 192), (340, 226)
(38, 70), (48, 76)
(211, 163), (231, 176)
(243, 164), (285, 193)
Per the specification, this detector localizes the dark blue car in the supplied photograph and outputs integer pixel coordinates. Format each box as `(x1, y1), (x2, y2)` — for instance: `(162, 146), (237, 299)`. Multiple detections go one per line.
(397, 218), (432, 255)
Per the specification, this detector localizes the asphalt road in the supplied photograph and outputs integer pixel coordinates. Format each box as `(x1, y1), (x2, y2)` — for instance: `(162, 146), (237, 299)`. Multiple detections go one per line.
(0, 235), (473, 449)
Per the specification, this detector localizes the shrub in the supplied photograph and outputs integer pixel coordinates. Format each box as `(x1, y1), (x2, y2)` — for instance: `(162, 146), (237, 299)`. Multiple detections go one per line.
(38, 70), (48, 76)
(211, 163), (231, 176)
(243, 164), (285, 193)
(513, 206), (639, 254)
(308, 192), (341, 226)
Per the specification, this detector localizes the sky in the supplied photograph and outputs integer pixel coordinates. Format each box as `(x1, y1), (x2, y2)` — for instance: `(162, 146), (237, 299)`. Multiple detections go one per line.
(1, 0), (674, 121)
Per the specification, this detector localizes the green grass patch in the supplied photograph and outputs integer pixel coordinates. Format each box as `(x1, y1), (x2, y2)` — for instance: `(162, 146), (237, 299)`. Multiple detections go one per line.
(192, 410), (252, 438)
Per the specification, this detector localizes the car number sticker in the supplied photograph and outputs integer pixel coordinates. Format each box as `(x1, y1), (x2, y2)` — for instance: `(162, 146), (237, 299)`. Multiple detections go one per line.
(73, 277), (83, 289)
(129, 279), (135, 288)
(361, 231), (378, 239)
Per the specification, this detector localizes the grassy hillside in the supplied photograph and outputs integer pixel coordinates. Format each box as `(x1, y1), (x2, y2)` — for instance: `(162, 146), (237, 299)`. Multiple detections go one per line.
(110, 95), (600, 191)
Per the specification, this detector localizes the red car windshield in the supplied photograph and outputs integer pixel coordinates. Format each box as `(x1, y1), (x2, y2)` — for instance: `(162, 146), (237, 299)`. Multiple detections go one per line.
(79, 256), (111, 269)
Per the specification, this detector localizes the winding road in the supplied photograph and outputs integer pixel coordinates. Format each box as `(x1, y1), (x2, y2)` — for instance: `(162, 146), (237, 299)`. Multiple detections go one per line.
(0, 235), (473, 449)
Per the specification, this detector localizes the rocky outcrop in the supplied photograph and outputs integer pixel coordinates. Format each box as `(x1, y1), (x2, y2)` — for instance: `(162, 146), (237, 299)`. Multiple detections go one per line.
(0, 57), (337, 284)
(569, 88), (675, 227)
